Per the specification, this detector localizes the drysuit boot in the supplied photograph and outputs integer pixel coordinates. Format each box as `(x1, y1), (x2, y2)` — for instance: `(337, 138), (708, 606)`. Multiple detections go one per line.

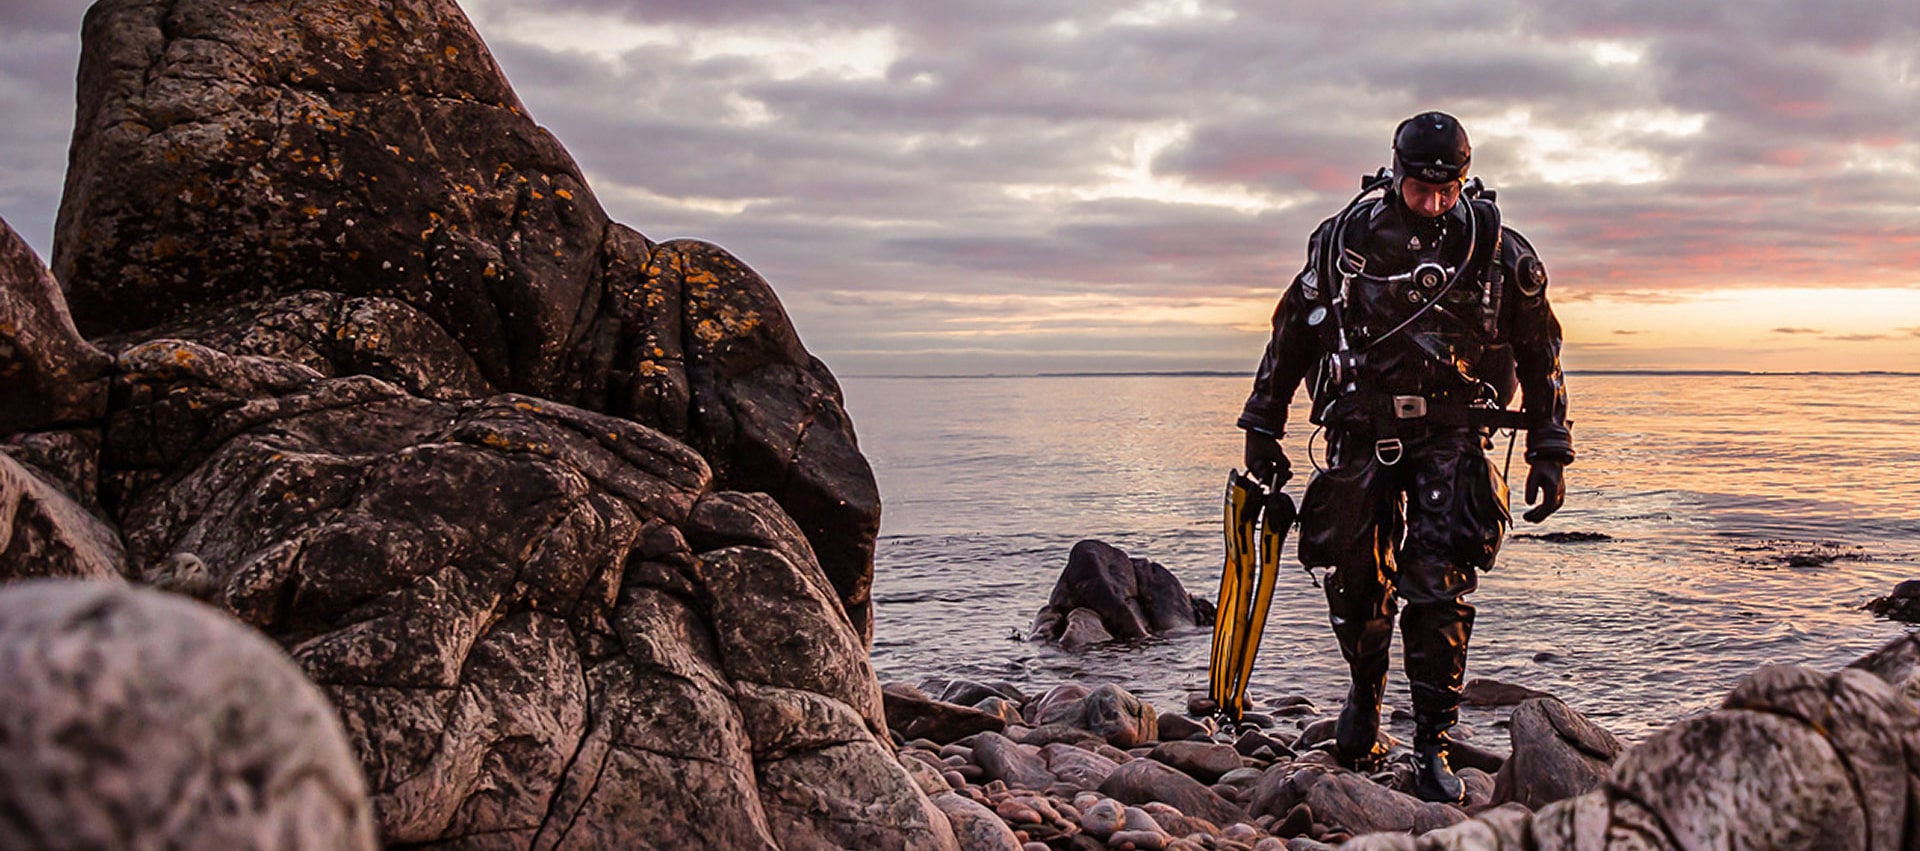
(1403, 600), (1473, 804)
(1331, 614), (1393, 770)
(1413, 712), (1466, 805)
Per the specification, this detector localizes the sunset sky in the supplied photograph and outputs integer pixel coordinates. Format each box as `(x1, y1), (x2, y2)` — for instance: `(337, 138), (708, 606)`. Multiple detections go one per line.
(2, 0), (1916, 375)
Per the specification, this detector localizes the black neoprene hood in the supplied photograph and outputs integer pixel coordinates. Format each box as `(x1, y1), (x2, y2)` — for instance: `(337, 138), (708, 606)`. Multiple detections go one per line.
(1393, 112), (1471, 184)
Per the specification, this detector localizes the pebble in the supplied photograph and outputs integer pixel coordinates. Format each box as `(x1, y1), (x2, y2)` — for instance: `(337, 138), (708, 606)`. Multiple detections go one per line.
(1121, 806), (1159, 832)
(994, 797), (1043, 825)
(1081, 798), (1125, 838)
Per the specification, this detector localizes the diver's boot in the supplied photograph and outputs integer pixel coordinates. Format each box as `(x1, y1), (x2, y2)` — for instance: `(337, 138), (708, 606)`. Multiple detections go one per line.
(1330, 614), (1393, 770)
(1403, 600), (1473, 804)
(1413, 714), (1466, 805)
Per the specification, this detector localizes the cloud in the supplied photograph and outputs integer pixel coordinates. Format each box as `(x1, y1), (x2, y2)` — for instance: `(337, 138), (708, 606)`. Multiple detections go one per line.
(1772, 327), (1824, 335)
(1612, 329), (1647, 335)
(3, 0), (1919, 373)
(1823, 333), (1891, 342)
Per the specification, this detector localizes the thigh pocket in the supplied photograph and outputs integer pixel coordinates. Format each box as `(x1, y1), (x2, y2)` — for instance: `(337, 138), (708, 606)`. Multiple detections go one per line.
(1297, 462), (1379, 567)
(1453, 453), (1511, 570)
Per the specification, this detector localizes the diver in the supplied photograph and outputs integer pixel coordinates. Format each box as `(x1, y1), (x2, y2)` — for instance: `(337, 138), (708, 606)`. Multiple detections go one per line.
(1237, 112), (1573, 804)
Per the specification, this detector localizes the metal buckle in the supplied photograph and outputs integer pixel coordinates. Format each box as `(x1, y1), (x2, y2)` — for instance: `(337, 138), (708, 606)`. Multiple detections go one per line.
(1392, 395), (1428, 419)
(1374, 438), (1404, 466)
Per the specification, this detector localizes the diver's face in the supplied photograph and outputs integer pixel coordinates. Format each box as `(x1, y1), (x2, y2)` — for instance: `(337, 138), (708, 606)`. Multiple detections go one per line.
(1400, 176), (1462, 218)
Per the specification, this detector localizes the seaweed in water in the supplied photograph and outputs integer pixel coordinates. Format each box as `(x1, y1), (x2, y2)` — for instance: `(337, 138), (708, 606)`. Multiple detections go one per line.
(1732, 539), (1869, 569)
(1512, 531), (1614, 543)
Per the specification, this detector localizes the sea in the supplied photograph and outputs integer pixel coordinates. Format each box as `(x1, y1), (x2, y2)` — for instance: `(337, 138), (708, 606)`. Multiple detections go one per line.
(843, 373), (1920, 749)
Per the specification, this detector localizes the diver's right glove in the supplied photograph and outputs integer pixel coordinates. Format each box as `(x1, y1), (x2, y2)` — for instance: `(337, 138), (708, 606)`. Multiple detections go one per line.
(1243, 429), (1292, 488)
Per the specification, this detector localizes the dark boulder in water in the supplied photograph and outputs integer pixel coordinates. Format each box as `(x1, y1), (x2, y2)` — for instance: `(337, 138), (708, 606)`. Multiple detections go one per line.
(1864, 578), (1920, 622)
(1029, 539), (1207, 647)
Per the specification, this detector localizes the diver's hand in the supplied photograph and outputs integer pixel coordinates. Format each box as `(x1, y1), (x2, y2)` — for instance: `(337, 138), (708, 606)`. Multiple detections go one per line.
(1243, 430), (1291, 488)
(1522, 460), (1565, 523)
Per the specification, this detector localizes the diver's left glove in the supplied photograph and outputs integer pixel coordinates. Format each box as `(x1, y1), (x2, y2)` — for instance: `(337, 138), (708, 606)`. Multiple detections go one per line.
(1243, 429), (1291, 488)
(1522, 459), (1565, 523)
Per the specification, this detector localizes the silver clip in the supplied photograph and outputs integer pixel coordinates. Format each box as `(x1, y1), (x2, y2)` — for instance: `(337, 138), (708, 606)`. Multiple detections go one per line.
(1374, 438), (1404, 466)
(1392, 395), (1427, 419)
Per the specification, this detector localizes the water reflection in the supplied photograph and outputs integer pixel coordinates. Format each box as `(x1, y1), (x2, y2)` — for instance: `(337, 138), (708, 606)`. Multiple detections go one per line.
(846, 374), (1920, 746)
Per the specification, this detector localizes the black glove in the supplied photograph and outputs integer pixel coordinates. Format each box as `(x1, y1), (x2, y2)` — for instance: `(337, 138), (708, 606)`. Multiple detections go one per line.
(1523, 459), (1565, 523)
(1243, 430), (1291, 488)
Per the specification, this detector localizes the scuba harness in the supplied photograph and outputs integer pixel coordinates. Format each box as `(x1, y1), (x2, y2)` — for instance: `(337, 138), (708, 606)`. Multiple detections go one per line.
(1305, 169), (1530, 467)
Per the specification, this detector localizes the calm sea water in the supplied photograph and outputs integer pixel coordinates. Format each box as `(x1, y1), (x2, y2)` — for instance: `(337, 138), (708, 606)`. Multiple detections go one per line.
(844, 374), (1920, 747)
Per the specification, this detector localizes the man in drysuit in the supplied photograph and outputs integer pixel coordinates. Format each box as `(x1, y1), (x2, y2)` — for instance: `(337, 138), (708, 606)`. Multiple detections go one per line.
(1238, 112), (1573, 804)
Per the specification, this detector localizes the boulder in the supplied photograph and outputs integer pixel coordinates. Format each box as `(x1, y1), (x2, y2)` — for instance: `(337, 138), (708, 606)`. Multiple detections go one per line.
(884, 683), (1009, 744)
(970, 731), (1059, 791)
(53, 0), (878, 644)
(1462, 677), (1555, 707)
(1084, 682), (1159, 748)
(0, 580), (375, 849)
(1059, 606), (1115, 650)
(933, 792), (1024, 851)
(1041, 743), (1122, 790)
(1098, 759), (1247, 829)
(1295, 771), (1466, 837)
(1864, 578), (1920, 622)
(1029, 539), (1202, 646)
(1148, 740), (1244, 784)
(0, 217), (110, 433)
(1490, 697), (1621, 809)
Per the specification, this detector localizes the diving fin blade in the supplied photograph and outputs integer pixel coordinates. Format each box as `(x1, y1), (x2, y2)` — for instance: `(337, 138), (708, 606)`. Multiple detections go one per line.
(1228, 490), (1291, 717)
(1209, 471), (1261, 718)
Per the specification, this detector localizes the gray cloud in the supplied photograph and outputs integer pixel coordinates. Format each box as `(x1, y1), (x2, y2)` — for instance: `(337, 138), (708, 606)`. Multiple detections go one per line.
(3, 0), (1917, 374)
(1772, 327), (1823, 334)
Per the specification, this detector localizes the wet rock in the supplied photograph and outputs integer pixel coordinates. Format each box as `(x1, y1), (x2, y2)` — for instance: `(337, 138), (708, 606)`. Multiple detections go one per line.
(1029, 682), (1094, 725)
(1030, 540), (1203, 646)
(1157, 712), (1210, 742)
(972, 732), (1060, 791)
(1490, 697), (1622, 809)
(940, 679), (1022, 707)
(0, 581), (375, 849)
(1462, 677), (1555, 707)
(1060, 606), (1116, 650)
(1041, 742), (1122, 790)
(1085, 683), (1160, 748)
(1296, 771), (1466, 836)
(1148, 740), (1244, 784)
(1448, 738), (1505, 774)
(1863, 578), (1920, 622)
(0, 217), (110, 433)
(1098, 759), (1247, 828)
(885, 683), (1009, 743)
(934, 792), (1025, 851)
(1080, 797), (1126, 838)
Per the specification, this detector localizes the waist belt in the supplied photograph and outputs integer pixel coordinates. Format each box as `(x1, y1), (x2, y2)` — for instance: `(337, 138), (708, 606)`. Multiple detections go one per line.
(1330, 391), (1531, 432)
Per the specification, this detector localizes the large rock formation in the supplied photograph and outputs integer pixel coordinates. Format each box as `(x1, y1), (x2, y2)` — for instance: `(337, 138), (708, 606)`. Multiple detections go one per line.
(0, 0), (914, 846)
(0, 580), (377, 850)
(52, 0), (877, 641)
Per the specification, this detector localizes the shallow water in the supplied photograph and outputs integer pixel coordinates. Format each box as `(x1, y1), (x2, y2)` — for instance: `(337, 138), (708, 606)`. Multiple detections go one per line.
(845, 374), (1920, 748)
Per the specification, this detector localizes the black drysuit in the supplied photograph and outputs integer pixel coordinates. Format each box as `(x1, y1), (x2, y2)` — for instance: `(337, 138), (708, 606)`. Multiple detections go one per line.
(1238, 190), (1573, 745)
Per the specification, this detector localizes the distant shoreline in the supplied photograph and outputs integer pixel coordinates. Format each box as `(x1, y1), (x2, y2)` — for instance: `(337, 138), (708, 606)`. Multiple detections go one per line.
(844, 369), (1920, 379)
